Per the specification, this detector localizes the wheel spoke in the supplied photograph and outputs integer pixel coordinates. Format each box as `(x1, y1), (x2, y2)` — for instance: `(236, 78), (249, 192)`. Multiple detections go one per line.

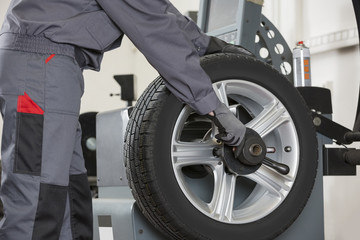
(172, 141), (220, 168)
(246, 100), (290, 137)
(229, 104), (240, 115)
(213, 82), (229, 106)
(208, 169), (237, 222)
(245, 165), (293, 199)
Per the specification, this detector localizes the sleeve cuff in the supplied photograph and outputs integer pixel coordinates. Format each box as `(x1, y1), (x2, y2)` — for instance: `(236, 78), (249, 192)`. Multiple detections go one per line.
(187, 90), (221, 115)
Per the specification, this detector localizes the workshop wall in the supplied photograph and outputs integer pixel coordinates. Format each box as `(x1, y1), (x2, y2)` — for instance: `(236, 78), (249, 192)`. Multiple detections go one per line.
(266, 1), (360, 240)
(303, 1), (360, 240)
(264, 0), (360, 130)
(0, 1), (360, 239)
(0, 0), (9, 155)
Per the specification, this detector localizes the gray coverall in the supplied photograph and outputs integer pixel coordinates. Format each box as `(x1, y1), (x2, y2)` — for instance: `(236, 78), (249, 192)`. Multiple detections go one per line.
(0, 0), (221, 239)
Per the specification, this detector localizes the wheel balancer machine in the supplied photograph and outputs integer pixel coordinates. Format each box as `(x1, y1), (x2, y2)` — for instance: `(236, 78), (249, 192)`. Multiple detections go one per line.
(91, 1), (360, 239)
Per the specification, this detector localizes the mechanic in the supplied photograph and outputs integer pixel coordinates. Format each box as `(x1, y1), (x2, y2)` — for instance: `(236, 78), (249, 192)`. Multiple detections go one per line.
(0, 0), (252, 239)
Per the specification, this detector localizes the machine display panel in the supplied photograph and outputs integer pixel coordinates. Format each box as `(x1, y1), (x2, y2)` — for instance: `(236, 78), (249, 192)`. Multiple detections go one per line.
(206, 0), (239, 32)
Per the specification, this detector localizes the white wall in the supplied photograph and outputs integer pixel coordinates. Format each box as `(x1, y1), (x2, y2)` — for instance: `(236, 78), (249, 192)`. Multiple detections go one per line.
(265, 1), (360, 240)
(1, 0), (360, 239)
(0, 1), (9, 18)
(269, 0), (360, 129)
(0, 0), (9, 153)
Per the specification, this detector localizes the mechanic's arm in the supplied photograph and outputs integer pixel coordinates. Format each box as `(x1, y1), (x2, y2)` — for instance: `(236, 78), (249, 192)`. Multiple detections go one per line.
(96, 0), (246, 146)
(96, 0), (219, 115)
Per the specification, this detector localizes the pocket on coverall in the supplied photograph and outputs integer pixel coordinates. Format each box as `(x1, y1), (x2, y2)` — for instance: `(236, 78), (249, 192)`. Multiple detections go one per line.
(14, 92), (44, 175)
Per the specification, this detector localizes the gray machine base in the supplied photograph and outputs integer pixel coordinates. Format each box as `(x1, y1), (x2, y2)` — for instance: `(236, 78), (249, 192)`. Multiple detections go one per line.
(93, 195), (167, 240)
(93, 108), (326, 240)
(93, 175), (324, 240)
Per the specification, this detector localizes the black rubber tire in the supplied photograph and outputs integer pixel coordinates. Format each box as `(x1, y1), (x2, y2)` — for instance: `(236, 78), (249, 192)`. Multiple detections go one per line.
(125, 53), (318, 240)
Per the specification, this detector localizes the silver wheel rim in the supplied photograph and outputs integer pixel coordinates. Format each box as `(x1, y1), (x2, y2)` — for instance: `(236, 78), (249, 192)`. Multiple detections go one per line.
(171, 80), (300, 224)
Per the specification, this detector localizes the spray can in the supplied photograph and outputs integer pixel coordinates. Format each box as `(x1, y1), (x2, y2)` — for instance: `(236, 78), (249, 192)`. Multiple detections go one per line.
(293, 41), (312, 87)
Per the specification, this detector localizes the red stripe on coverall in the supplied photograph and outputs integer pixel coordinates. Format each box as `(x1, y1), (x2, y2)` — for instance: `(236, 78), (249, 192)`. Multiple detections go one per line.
(45, 54), (56, 64)
(17, 92), (44, 115)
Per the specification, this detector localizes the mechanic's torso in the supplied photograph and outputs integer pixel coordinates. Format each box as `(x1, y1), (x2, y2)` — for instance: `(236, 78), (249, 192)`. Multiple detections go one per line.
(1, 0), (123, 69)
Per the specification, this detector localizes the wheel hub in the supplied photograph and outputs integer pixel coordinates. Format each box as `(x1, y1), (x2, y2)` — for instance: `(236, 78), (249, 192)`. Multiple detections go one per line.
(236, 128), (267, 166)
(213, 129), (266, 175)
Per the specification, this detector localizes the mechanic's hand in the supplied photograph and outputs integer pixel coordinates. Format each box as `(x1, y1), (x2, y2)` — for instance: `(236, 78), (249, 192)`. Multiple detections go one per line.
(207, 103), (246, 146)
(205, 36), (254, 56)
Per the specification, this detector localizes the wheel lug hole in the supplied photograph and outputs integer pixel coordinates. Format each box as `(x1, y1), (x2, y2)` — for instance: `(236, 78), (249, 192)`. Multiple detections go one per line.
(249, 144), (263, 157)
(284, 146), (292, 152)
